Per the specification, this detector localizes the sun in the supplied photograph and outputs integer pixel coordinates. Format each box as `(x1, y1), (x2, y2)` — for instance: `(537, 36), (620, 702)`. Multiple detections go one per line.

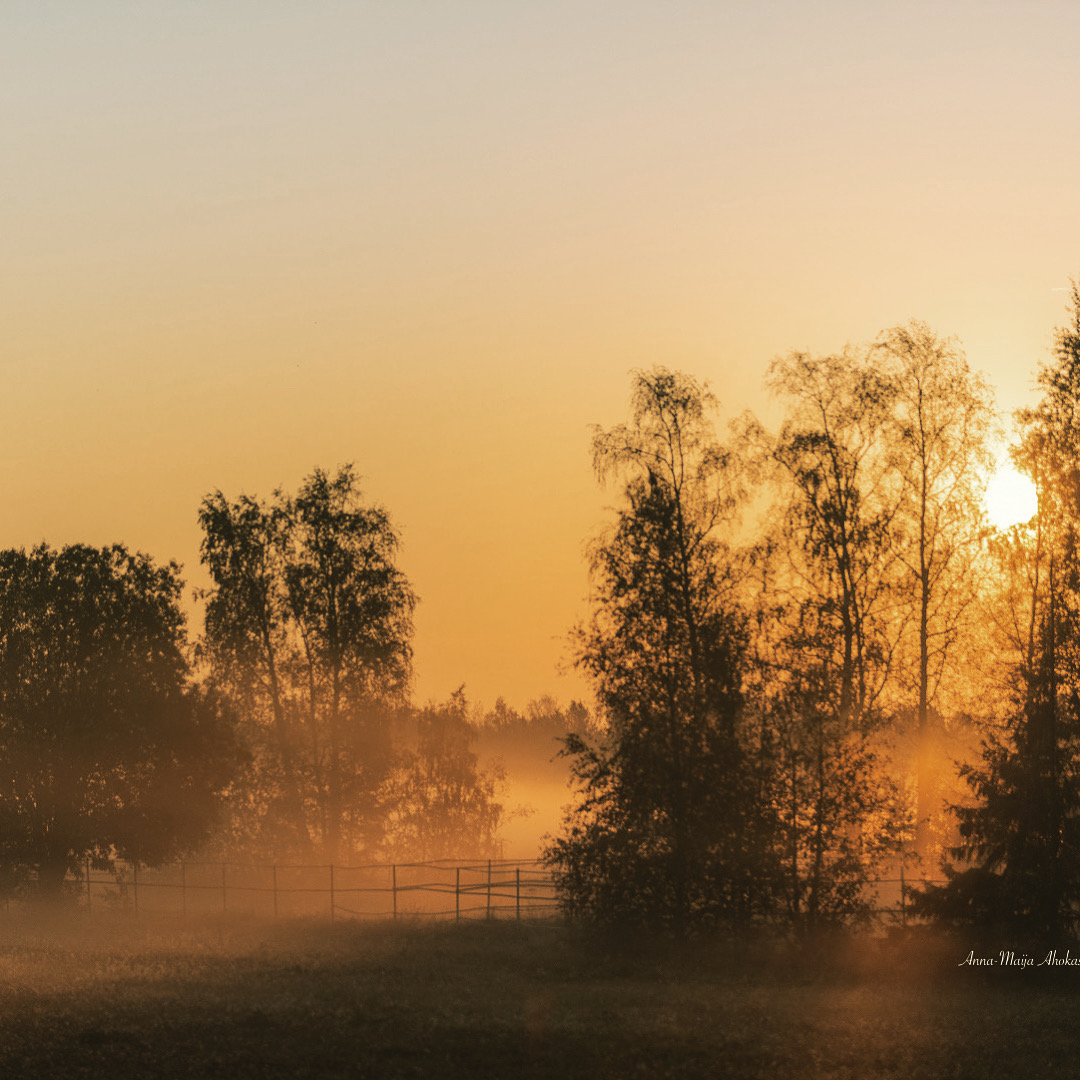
(985, 461), (1038, 530)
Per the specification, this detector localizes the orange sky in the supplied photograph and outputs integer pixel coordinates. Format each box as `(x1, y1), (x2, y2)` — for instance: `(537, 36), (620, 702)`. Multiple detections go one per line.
(3, 2), (1078, 708)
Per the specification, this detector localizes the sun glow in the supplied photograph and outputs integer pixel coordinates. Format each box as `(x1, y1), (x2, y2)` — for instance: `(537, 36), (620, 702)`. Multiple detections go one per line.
(985, 462), (1038, 530)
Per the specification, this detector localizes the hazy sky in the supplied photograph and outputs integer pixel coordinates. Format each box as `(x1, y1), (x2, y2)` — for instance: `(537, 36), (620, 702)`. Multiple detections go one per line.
(4, 1), (1078, 707)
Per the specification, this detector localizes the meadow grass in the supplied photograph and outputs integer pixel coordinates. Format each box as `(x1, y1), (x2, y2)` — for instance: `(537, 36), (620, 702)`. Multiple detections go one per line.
(0, 912), (1076, 1078)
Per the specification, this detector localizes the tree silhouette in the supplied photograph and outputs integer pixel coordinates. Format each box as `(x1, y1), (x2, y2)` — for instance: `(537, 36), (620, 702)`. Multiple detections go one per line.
(199, 465), (416, 863)
(875, 322), (995, 861)
(766, 347), (904, 726)
(382, 689), (505, 862)
(546, 369), (777, 932)
(197, 490), (311, 855)
(747, 589), (906, 930)
(751, 348), (912, 928)
(0, 544), (239, 898)
(914, 286), (1080, 939)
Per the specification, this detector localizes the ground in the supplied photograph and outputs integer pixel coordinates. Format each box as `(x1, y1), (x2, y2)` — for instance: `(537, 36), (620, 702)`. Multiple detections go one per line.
(0, 913), (1076, 1078)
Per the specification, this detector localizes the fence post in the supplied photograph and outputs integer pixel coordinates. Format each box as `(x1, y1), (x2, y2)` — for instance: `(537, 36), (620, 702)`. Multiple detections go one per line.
(85, 857), (92, 913)
(900, 861), (906, 929)
(516, 867), (521, 920)
(486, 859), (492, 920)
(181, 861), (187, 918)
(221, 862), (227, 914)
(456, 866), (460, 921)
(392, 864), (398, 920)
(272, 865), (279, 918)
(329, 864), (335, 920)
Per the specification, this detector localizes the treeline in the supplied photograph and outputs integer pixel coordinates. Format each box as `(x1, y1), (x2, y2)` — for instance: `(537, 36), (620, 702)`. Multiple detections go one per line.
(0, 466), (589, 898)
(547, 290), (1080, 939)
(4, 289), (1080, 932)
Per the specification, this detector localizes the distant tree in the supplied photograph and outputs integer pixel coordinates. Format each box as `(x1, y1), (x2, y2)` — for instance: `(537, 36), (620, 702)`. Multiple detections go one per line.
(382, 689), (505, 862)
(915, 286), (1080, 939)
(0, 544), (239, 898)
(484, 695), (591, 736)
(479, 695), (593, 765)
(545, 369), (778, 932)
(199, 465), (416, 863)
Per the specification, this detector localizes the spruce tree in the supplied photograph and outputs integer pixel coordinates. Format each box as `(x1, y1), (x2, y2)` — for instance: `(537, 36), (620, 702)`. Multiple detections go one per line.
(914, 285), (1080, 940)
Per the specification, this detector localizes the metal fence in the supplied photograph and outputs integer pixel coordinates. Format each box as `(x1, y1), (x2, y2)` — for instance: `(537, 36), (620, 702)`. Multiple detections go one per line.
(6, 858), (942, 927)
(72, 858), (559, 921)
(865, 871), (946, 930)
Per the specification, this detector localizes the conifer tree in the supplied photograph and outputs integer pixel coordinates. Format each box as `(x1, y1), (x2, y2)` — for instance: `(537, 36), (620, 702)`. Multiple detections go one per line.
(915, 285), (1080, 939)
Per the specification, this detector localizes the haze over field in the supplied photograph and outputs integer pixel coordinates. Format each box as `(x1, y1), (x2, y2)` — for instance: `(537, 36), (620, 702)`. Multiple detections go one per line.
(4, 2), (1079, 706)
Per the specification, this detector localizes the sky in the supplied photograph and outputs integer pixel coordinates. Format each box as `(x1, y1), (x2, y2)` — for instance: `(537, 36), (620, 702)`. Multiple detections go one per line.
(3, 1), (1078, 708)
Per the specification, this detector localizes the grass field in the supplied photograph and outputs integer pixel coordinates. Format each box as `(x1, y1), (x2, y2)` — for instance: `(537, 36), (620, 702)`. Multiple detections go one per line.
(0, 913), (1078, 1079)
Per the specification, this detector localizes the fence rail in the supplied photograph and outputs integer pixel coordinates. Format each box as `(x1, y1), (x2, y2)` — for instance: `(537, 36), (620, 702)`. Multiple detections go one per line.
(5, 858), (945, 927)
(68, 858), (559, 922)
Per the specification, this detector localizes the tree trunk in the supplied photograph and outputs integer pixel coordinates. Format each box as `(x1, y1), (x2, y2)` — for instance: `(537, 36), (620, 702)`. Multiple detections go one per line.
(915, 456), (932, 860)
(37, 854), (70, 901)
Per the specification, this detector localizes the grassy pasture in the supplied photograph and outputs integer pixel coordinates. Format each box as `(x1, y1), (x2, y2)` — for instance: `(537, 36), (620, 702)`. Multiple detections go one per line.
(0, 914), (1077, 1078)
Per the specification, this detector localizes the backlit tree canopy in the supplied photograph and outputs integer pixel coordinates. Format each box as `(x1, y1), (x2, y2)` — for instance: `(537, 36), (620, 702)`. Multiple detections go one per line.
(914, 285), (1080, 939)
(199, 465), (416, 862)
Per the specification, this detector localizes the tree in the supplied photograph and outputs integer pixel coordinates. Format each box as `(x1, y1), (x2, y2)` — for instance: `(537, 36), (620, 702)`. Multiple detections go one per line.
(756, 346), (911, 929)
(381, 689), (505, 862)
(197, 490), (311, 855)
(199, 465), (416, 863)
(874, 322), (995, 859)
(915, 286), (1080, 939)
(545, 368), (776, 932)
(746, 582), (907, 931)
(766, 347), (904, 725)
(0, 544), (239, 898)
(478, 695), (593, 770)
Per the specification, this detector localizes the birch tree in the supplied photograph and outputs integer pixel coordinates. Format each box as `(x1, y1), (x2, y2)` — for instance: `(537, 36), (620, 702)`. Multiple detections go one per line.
(875, 321), (995, 859)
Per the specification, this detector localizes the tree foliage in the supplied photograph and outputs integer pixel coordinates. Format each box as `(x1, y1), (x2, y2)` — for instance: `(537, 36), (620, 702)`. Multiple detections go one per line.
(875, 323), (995, 858)
(546, 369), (777, 932)
(0, 544), (239, 897)
(381, 689), (505, 862)
(765, 347), (904, 725)
(748, 348), (913, 928)
(915, 286), (1080, 939)
(199, 465), (416, 862)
